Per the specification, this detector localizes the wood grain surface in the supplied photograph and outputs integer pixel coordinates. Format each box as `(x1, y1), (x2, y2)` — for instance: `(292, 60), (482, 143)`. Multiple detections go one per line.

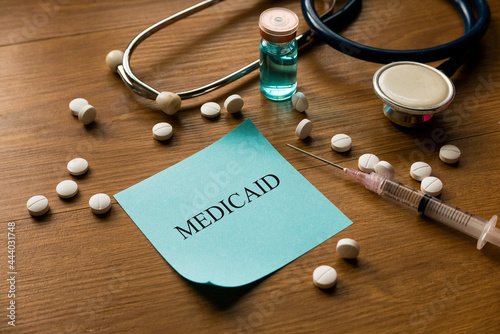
(1, 0), (499, 333)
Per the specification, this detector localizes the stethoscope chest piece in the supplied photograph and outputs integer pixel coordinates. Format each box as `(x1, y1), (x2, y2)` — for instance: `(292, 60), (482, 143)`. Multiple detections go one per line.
(373, 61), (455, 127)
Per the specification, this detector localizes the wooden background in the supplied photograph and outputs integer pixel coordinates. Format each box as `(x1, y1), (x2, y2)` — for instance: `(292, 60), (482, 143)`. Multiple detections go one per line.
(1, 0), (499, 333)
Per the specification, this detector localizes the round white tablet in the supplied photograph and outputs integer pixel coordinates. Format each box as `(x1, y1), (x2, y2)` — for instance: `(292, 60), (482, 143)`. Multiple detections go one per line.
(56, 180), (78, 198)
(336, 238), (360, 259)
(89, 193), (112, 214)
(295, 119), (313, 139)
(291, 92), (309, 112)
(439, 144), (461, 164)
(358, 153), (380, 173)
(156, 91), (181, 115)
(421, 176), (443, 196)
(313, 265), (337, 289)
(374, 160), (395, 179)
(67, 158), (89, 176)
(410, 161), (432, 181)
(224, 94), (244, 114)
(201, 102), (221, 118)
(152, 122), (173, 141)
(69, 98), (88, 116)
(78, 105), (96, 125)
(331, 134), (352, 152)
(105, 50), (124, 72)
(27, 195), (49, 216)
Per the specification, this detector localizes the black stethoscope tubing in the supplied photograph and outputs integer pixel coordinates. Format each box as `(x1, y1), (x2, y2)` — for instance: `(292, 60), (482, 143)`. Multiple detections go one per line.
(301, 0), (490, 77)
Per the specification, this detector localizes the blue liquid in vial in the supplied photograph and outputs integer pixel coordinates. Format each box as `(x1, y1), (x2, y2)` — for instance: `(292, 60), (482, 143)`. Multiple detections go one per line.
(259, 39), (297, 101)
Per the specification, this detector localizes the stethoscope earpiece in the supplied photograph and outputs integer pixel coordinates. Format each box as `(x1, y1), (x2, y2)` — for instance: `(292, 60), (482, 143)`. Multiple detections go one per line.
(373, 62), (455, 127)
(156, 92), (182, 115)
(106, 50), (182, 115)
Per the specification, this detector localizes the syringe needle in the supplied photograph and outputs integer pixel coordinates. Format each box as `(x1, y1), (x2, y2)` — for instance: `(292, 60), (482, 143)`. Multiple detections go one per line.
(286, 144), (345, 170)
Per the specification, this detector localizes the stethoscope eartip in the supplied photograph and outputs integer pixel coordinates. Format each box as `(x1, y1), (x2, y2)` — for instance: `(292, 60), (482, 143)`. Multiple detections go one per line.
(373, 61), (455, 127)
(156, 92), (182, 115)
(106, 50), (124, 73)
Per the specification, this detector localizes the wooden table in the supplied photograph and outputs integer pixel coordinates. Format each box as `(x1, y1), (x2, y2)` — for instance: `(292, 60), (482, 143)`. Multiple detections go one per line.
(1, 0), (499, 332)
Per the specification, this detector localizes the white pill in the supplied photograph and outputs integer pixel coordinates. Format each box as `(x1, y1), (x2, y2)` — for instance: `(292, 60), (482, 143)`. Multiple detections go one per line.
(439, 144), (461, 164)
(201, 102), (221, 118)
(105, 50), (124, 72)
(313, 265), (337, 289)
(331, 134), (352, 152)
(336, 238), (360, 259)
(152, 122), (173, 141)
(224, 94), (244, 114)
(421, 176), (443, 196)
(67, 158), (89, 176)
(295, 119), (313, 139)
(156, 91), (181, 115)
(291, 92), (309, 112)
(89, 193), (112, 214)
(69, 98), (88, 116)
(56, 180), (79, 198)
(358, 153), (380, 173)
(374, 161), (395, 179)
(410, 161), (432, 181)
(78, 105), (96, 125)
(27, 195), (49, 216)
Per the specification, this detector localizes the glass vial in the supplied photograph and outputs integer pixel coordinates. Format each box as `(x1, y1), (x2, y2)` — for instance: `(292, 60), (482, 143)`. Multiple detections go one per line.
(259, 8), (299, 101)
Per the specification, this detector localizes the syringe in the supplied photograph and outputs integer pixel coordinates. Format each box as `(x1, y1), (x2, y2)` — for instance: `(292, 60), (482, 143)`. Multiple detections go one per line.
(287, 144), (500, 250)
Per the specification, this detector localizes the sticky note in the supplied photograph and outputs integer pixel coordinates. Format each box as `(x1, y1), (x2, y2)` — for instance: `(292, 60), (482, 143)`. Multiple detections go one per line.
(114, 119), (352, 287)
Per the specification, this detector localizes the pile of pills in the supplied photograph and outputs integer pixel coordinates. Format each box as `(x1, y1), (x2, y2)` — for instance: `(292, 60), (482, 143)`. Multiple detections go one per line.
(358, 153), (380, 173)
(406, 144), (461, 196)
(409, 161), (441, 196)
(439, 144), (461, 164)
(410, 161), (432, 181)
(56, 180), (78, 199)
(313, 265), (337, 289)
(336, 238), (360, 259)
(152, 122), (174, 141)
(295, 119), (313, 139)
(89, 193), (112, 214)
(67, 157), (89, 176)
(224, 94), (244, 114)
(312, 238), (361, 290)
(291, 92), (309, 112)
(200, 94), (244, 120)
(27, 157), (112, 217)
(420, 176), (443, 196)
(407, 144), (460, 197)
(69, 98), (96, 125)
(291, 92), (312, 140)
(201, 102), (221, 119)
(27, 195), (50, 216)
(331, 134), (352, 153)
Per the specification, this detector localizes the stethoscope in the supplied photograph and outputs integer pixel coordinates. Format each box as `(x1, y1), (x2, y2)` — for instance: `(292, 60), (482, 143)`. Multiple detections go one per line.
(107, 0), (490, 127)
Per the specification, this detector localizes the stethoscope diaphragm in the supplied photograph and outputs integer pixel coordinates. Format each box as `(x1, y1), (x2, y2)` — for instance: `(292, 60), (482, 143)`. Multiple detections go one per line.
(373, 62), (455, 127)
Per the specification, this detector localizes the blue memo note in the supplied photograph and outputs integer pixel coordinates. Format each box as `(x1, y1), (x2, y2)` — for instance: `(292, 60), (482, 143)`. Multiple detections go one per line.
(114, 119), (352, 287)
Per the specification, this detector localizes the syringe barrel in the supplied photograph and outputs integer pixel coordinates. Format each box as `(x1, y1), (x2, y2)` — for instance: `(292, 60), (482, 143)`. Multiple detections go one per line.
(344, 169), (495, 246)
(377, 177), (424, 212)
(422, 196), (487, 238)
(379, 177), (489, 240)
